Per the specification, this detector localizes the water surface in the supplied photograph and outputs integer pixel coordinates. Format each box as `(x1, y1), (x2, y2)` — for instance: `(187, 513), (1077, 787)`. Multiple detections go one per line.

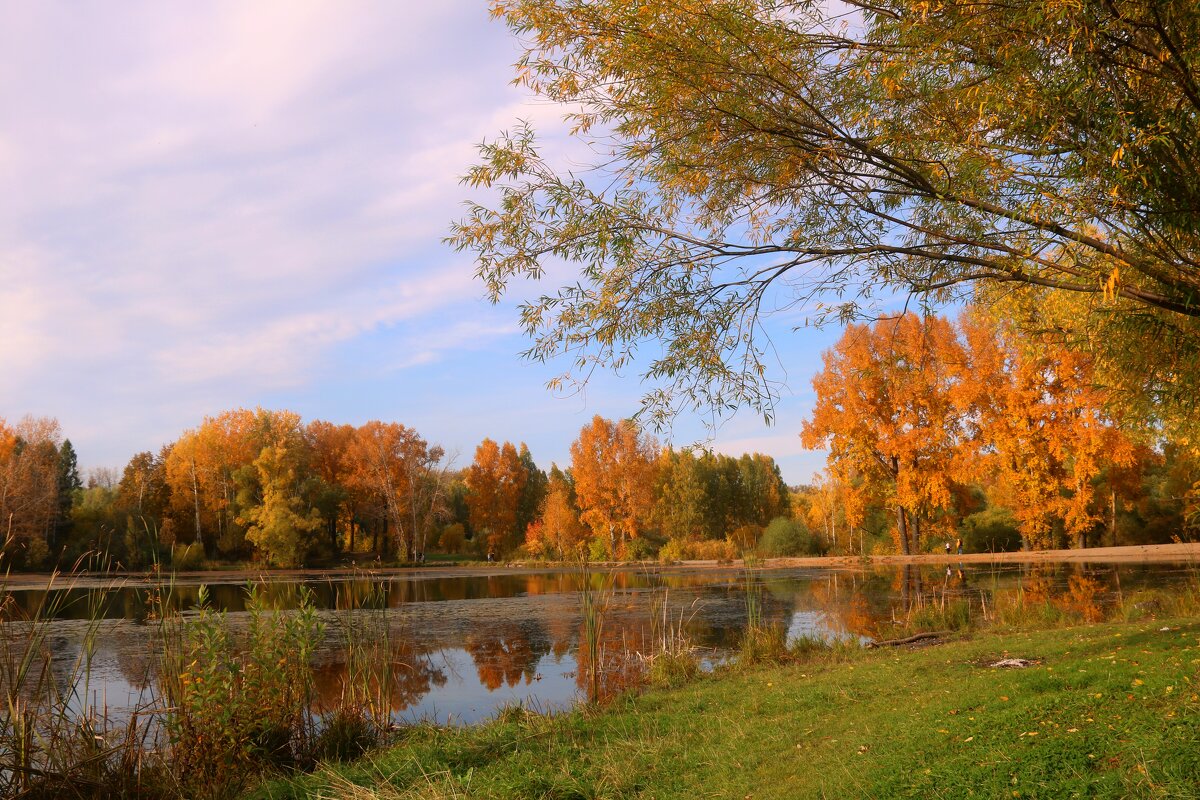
(4, 561), (1194, 726)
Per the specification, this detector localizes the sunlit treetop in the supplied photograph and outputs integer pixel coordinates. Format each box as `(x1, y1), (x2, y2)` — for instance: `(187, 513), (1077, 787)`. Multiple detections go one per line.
(449, 0), (1200, 428)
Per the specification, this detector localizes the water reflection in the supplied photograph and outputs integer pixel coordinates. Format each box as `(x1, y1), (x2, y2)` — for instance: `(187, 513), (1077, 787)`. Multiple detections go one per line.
(3, 561), (1196, 725)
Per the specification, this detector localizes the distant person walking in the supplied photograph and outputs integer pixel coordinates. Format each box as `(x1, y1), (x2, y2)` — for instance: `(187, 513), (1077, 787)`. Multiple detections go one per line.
(956, 537), (963, 555)
(944, 541), (951, 555)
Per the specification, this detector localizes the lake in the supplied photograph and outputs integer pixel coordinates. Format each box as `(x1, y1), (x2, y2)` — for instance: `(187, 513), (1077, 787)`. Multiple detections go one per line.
(3, 560), (1197, 726)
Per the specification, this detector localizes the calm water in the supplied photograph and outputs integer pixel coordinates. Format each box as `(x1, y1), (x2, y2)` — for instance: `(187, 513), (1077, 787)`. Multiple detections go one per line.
(3, 562), (1196, 726)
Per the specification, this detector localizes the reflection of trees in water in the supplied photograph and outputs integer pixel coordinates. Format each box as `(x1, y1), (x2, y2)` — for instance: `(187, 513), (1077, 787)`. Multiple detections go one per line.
(310, 638), (446, 713)
(464, 619), (551, 690)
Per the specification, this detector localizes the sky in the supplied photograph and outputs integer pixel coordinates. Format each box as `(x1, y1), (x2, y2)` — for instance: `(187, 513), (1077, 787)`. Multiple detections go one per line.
(0, 0), (845, 485)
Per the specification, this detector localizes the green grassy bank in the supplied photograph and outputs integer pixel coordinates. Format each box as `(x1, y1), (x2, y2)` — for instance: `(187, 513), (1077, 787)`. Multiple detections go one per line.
(252, 619), (1200, 800)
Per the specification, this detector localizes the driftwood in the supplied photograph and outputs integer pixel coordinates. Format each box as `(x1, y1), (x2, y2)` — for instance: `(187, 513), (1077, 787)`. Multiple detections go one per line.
(865, 630), (953, 649)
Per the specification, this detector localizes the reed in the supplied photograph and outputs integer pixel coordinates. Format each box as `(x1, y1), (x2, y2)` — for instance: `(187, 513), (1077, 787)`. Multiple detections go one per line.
(737, 557), (788, 665)
(0, 550), (167, 799)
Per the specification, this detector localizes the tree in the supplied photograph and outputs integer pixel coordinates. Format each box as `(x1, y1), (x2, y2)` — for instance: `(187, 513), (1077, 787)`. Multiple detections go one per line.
(53, 439), (82, 549)
(569, 416), (658, 558)
(802, 314), (966, 554)
(451, 0), (1200, 429)
(514, 444), (548, 538)
(305, 421), (356, 555)
(163, 409), (259, 558)
(959, 311), (1139, 549)
(528, 467), (588, 558)
(0, 416), (63, 565)
(466, 439), (528, 555)
(237, 443), (322, 568)
(347, 421), (443, 561)
(654, 449), (710, 544)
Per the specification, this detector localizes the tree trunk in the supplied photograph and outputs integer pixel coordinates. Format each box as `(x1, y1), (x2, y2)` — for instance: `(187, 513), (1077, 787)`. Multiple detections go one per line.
(189, 459), (205, 555)
(1109, 490), (1118, 547)
(896, 505), (910, 555)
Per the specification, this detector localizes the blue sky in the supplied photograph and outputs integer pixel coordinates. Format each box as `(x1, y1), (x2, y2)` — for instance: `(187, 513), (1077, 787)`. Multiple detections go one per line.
(0, 0), (844, 484)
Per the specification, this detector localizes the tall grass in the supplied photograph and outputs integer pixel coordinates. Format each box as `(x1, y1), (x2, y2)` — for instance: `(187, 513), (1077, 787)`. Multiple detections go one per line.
(157, 583), (325, 798)
(576, 557), (609, 705)
(0, 551), (165, 799)
(1, 561), (416, 799)
(737, 558), (788, 665)
(642, 588), (699, 688)
(313, 577), (400, 762)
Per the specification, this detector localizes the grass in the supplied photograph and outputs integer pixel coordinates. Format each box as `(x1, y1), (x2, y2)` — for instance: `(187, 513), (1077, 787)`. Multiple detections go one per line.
(250, 618), (1200, 799)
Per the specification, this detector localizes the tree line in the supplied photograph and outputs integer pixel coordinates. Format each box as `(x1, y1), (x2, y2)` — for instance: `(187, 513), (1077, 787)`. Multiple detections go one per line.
(802, 307), (1200, 555)
(5, 300), (1197, 571)
(0, 410), (797, 570)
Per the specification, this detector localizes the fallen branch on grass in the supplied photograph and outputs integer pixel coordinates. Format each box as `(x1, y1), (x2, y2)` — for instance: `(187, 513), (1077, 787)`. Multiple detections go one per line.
(865, 631), (953, 649)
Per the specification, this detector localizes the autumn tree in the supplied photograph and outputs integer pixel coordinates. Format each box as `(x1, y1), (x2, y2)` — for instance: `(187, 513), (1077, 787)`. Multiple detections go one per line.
(451, 0), (1200, 431)
(527, 466), (588, 558)
(347, 421), (445, 561)
(163, 409), (260, 558)
(959, 311), (1138, 549)
(515, 443), (548, 539)
(802, 314), (967, 554)
(466, 439), (528, 555)
(305, 421), (357, 554)
(0, 416), (63, 565)
(569, 416), (657, 558)
(237, 442), (322, 568)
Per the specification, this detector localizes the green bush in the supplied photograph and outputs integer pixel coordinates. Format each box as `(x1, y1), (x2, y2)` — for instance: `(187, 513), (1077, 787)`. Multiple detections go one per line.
(758, 517), (819, 557)
(171, 542), (205, 571)
(161, 584), (325, 795)
(959, 507), (1022, 553)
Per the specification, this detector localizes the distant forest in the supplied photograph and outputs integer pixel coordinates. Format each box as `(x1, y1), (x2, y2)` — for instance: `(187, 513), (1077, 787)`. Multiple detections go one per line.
(2, 308), (1197, 571)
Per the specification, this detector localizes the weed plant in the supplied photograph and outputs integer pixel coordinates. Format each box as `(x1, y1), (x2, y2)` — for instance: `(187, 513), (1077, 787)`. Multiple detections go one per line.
(312, 577), (399, 763)
(0, 552), (165, 799)
(737, 558), (790, 666)
(159, 583), (324, 798)
(642, 589), (699, 688)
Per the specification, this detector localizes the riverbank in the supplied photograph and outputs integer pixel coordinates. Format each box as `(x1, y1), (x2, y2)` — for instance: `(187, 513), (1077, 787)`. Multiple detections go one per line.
(252, 617), (1200, 799)
(5, 542), (1197, 590)
(774, 541), (1200, 568)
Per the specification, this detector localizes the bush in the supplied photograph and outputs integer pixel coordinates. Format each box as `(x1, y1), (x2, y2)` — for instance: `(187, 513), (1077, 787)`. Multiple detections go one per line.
(960, 507), (1022, 553)
(162, 584), (324, 795)
(171, 542), (205, 571)
(657, 538), (738, 562)
(758, 517), (819, 557)
(439, 523), (466, 554)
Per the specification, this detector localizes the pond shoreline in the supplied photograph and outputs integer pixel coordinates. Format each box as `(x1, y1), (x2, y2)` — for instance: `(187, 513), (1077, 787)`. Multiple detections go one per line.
(4, 542), (1196, 591)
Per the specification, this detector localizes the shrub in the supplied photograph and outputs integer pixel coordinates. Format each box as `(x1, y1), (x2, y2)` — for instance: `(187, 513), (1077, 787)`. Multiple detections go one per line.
(959, 507), (1022, 553)
(647, 648), (700, 688)
(738, 623), (789, 665)
(657, 538), (738, 562)
(171, 542), (205, 571)
(161, 584), (325, 795)
(758, 517), (818, 557)
(439, 523), (466, 554)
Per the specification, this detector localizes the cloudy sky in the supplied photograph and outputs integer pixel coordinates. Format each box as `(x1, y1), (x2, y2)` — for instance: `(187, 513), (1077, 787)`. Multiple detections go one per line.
(0, 0), (842, 483)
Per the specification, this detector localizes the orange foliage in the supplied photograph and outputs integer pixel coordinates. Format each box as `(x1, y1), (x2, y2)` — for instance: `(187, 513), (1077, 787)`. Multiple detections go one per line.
(802, 314), (965, 554)
(527, 473), (588, 558)
(0, 416), (62, 558)
(466, 439), (528, 555)
(960, 312), (1137, 548)
(569, 416), (658, 558)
